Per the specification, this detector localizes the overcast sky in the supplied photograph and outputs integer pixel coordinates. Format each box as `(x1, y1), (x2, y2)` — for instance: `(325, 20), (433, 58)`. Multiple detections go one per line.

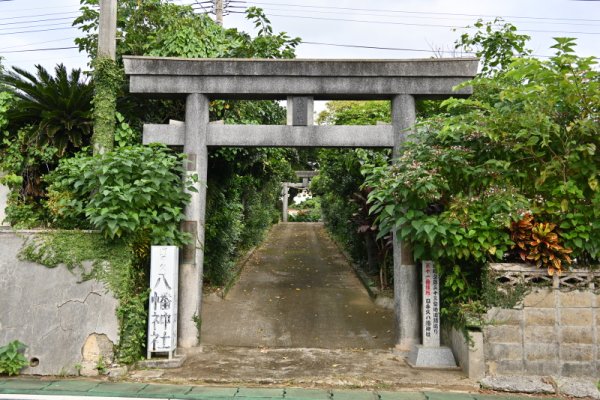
(0, 0), (598, 73)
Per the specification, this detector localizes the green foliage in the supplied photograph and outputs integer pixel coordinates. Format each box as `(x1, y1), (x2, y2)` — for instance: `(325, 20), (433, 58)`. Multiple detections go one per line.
(74, 1), (299, 62)
(91, 57), (122, 154)
(46, 145), (193, 245)
(0, 341), (28, 376)
(0, 126), (61, 227)
(0, 65), (92, 226)
(114, 111), (138, 147)
(288, 198), (322, 222)
(316, 101), (391, 126)
(362, 37), (599, 328)
(456, 18), (531, 76)
(314, 101), (393, 282)
(0, 64), (93, 155)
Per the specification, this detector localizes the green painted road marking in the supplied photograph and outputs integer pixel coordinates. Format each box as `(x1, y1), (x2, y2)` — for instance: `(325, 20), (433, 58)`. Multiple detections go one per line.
(425, 392), (476, 400)
(0, 379), (53, 391)
(137, 383), (194, 396)
(46, 380), (100, 392)
(187, 386), (240, 397)
(377, 391), (427, 400)
(330, 390), (378, 400)
(89, 382), (148, 394)
(236, 388), (286, 398)
(285, 388), (331, 399)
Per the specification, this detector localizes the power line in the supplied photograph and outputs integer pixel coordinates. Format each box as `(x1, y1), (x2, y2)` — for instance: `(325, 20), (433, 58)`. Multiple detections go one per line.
(225, 5), (599, 27)
(259, 13), (600, 35)
(234, 1), (600, 23)
(0, 5), (82, 14)
(0, 37), (76, 50)
(0, 26), (76, 36)
(0, 21), (74, 32)
(301, 41), (473, 55)
(0, 46), (79, 54)
(300, 41), (553, 59)
(0, 11), (80, 21)
(0, 16), (76, 27)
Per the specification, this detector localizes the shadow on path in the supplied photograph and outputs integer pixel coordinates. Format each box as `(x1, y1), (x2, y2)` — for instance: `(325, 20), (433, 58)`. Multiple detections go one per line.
(200, 222), (395, 349)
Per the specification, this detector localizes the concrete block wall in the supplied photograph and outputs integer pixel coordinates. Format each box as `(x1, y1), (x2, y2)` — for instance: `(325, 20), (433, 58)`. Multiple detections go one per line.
(443, 327), (485, 379)
(0, 231), (119, 375)
(484, 288), (598, 377)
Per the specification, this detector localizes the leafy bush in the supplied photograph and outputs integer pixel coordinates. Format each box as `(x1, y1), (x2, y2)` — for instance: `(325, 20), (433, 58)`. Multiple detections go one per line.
(288, 197), (321, 222)
(362, 37), (599, 327)
(0, 340), (28, 376)
(46, 144), (194, 245)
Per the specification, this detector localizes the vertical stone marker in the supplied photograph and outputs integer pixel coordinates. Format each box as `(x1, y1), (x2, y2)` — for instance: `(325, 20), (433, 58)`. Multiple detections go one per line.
(147, 246), (179, 359)
(422, 260), (441, 346)
(408, 260), (457, 368)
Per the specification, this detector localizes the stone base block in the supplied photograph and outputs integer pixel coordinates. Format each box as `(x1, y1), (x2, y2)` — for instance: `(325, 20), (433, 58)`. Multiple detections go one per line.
(136, 354), (186, 369)
(407, 345), (458, 369)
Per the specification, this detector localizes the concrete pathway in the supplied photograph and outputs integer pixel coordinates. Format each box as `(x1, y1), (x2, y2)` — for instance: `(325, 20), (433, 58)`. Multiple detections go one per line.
(152, 223), (469, 389)
(200, 222), (394, 349)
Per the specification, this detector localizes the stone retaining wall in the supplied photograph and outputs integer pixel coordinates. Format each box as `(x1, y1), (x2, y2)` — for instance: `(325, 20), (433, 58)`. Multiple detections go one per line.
(484, 288), (598, 377)
(0, 231), (119, 375)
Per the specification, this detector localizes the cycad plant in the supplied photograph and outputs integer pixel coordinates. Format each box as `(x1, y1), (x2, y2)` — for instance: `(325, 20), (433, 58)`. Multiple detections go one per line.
(1, 64), (93, 156)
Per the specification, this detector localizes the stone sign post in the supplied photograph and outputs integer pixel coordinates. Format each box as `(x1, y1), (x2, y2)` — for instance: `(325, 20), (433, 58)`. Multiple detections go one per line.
(408, 260), (456, 368)
(147, 246), (179, 359)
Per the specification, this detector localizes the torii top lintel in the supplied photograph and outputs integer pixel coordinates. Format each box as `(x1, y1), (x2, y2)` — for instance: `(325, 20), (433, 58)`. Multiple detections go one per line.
(123, 56), (479, 100)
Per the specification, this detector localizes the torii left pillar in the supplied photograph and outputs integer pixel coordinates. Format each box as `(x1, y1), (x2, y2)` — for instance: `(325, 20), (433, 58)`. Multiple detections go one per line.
(179, 93), (209, 348)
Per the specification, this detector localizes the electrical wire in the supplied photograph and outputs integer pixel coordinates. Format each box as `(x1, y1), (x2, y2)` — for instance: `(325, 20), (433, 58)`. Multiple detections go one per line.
(0, 16), (76, 27)
(0, 21), (75, 31)
(0, 26), (76, 36)
(0, 36), (76, 50)
(257, 13), (600, 35)
(1, 46), (79, 53)
(233, 1), (600, 23)
(226, 5), (600, 27)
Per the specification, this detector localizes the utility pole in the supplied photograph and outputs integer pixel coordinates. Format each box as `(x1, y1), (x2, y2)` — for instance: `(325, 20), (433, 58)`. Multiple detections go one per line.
(93, 0), (118, 155)
(214, 0), (223, 26)
(98, 0), (117, 59)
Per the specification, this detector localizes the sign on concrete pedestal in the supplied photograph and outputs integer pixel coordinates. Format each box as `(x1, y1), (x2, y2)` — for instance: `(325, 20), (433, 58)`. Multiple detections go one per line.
(408, 260), (457, 368)
(422, 260), (441, 347)
(147, 246), (178, 359)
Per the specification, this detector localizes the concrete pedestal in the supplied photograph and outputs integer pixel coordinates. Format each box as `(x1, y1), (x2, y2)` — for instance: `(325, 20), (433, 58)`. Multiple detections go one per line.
(408, 345), (458, 369)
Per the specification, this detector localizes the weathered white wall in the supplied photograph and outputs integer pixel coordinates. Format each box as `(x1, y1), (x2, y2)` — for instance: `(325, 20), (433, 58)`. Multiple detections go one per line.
(0, 231), (119, 375)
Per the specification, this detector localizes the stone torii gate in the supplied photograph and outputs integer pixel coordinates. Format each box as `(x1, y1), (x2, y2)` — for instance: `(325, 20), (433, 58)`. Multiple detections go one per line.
(123, 56), (478, 351)
(282, 171), (318, 222)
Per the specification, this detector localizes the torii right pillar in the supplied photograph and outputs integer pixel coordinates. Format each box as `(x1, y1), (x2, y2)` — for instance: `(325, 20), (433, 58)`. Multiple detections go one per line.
(392, 94), (420, 351)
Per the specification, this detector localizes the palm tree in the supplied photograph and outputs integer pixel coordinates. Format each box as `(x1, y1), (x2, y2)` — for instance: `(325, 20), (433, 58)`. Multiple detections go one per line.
(1, 64), (93, 156)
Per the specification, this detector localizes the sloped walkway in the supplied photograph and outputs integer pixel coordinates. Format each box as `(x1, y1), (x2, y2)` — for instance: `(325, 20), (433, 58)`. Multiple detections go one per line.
(169, 223), (470, 389)
(200, 222), (394, 349)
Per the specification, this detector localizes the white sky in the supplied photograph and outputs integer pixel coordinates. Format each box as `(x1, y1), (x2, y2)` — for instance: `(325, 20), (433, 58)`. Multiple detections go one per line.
(0, 0), (598, 73)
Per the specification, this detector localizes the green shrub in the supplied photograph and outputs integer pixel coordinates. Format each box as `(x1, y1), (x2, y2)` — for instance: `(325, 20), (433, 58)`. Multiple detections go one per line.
(46, 144), (194, 245)
(0, 340), (28, 376)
